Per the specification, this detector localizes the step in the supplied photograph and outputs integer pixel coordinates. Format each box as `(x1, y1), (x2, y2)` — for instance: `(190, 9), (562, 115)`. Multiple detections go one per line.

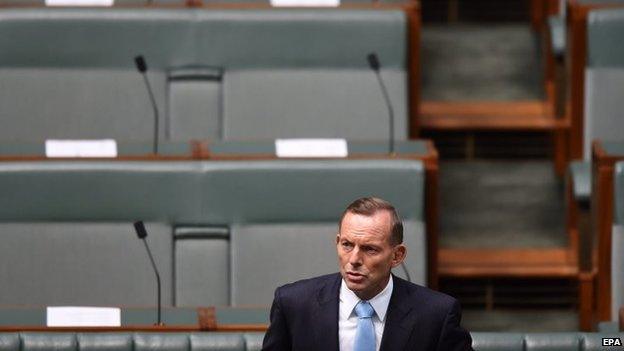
(420, 101), (568, 131)
(439, 248), (579, 278)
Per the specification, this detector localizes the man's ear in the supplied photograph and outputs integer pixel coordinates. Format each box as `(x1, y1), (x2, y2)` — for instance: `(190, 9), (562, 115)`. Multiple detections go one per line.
(336, 233), (341, 245)
(391, 244), (407, 268)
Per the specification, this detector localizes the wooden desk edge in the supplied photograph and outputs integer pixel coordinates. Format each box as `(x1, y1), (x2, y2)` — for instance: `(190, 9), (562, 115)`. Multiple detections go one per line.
(0, 325), (202, 332)
(592, 141), (624, 321)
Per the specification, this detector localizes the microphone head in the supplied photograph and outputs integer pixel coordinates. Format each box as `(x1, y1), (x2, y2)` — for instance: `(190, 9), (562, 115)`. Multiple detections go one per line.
(133, 221), (148, 239)
(134, 55), (147, 73)
(367, 52), (380, 71)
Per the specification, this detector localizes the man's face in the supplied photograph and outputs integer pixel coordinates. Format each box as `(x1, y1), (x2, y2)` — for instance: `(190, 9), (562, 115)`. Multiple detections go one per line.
(336, 210), (406, 300)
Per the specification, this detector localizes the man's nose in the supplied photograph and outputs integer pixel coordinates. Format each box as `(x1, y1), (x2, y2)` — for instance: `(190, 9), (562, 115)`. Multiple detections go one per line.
(349, 247), (363, 266)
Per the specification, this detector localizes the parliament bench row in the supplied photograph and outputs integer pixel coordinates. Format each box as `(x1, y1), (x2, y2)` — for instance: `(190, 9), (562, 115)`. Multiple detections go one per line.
(544, 2), (624, 167)
(0, 157), (426, 307)
(566, 144), (624, 328)
(2, 332), (624, 351)
(0, 0), (409, 4)
(0, 5), (417, 144)
(541, 6), (624, 328)
(564, 5), (624, 316)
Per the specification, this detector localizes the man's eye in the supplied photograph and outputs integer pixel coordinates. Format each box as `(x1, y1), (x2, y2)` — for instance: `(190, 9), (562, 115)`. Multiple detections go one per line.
(366, 247), (378, 254)
(342, 242), (353, 248)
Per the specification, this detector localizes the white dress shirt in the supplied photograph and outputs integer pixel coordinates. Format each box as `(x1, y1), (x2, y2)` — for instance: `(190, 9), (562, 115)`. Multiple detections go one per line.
(339, 275), (394, 351)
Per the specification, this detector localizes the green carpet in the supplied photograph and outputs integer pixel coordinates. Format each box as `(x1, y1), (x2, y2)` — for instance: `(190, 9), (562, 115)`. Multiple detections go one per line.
(462, 309), (579, 332)
(421, 23), (544, 101)
(439, 160), (566, 249)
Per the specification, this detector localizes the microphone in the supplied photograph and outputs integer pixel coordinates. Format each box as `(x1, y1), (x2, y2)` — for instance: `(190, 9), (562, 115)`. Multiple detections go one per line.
(367, 52), (395, 155)
(133, 221), (164, 326)
(134, 55), (159, 155)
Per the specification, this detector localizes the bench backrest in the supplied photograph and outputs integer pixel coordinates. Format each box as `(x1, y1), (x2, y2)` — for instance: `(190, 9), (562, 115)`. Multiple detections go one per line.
(0, 7), (407, 143)
(2, 332), (624, 351)
(583, 8), (624, 159)
(0, 159), (425, 306)
(612, 161), (624, 319)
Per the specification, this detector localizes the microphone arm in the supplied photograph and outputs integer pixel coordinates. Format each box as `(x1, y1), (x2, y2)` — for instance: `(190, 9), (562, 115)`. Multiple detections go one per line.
(367, 53), (395, 155)
(133, 221), (163, 326)
(134, 55), (159, 155)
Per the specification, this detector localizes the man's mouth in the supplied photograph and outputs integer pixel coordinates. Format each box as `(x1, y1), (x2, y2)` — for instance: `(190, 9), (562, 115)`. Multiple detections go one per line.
(346, 272), (366, 282)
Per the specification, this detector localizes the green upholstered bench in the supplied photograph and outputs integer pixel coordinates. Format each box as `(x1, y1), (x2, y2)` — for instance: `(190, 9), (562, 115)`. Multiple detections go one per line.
(583, 8), (624, 159)
(0, 333), (249, 351)
(2, 332), (624, 351)
(0, 6), (408, 144)
(546, 0), (624, 61)
(612, 161), (624, 323)
(569, 161), (591, 205)
(0, 157), (426, 307)
(548, 14), (565, 60)
(470, 332), (624, 351)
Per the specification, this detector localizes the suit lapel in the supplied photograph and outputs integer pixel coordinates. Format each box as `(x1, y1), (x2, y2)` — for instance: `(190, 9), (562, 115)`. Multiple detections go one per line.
(380, 277), (416, 351)
(311, 274), (341, 351)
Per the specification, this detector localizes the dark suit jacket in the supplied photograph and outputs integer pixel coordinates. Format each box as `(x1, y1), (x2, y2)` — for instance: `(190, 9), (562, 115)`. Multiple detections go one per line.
(262, 273), (473, 351)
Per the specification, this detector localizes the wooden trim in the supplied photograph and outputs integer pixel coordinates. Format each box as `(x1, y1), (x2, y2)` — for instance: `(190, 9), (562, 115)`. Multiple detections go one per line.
(567, 0), (588, 160)
(579, 271), (595, 331)
(554, 129), (568, 176)
(186, 0), (203, 6)
(423, 140), (439, 289)
(419, 101), (567, 131)
(197, 306), (216, 331)
(591, 140), (624, 321)
(565, 1), (624, 160)
(565, 173), (582, 269)
(529, 0), (544, 32)
(0, 323), (271, 333)
(406, 2), (421, 138)
(421, 101), (548, 117)
(619, 307), (624, 331)
(439, 248), (578, 278)
(214, 324), (268, 332)
(420, 115), (569, 131)
(0, 325), (202, 332)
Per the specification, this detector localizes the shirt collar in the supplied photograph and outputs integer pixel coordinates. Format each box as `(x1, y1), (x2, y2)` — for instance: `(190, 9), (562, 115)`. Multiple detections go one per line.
(339, 275), (394, 322)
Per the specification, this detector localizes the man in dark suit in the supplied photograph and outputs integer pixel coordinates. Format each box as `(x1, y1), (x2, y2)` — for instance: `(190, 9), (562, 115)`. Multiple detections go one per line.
(262, 197), (473, 351)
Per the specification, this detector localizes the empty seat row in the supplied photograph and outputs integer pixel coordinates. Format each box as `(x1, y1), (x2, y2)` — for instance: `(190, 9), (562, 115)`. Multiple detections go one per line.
(564, 7), (624, 326)
(0, 7), (408, 144)
(2, 332), (624, 351)
(0, 159), (425, 307)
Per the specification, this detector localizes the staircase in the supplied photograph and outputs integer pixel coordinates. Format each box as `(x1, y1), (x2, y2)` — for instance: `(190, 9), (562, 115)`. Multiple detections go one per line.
(419, 6), (579, 331)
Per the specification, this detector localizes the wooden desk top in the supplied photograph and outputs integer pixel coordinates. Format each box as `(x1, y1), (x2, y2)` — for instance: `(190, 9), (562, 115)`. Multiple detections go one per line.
(0, 306), (269, 332)
(0, 140), (436, 163)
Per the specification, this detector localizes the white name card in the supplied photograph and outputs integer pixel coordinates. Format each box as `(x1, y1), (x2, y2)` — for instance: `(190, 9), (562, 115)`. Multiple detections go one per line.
(46, 0), (114, 6)
(275, 138), (348, 158)
(45, 139), (118, 158)
(270, 0), (339, 7)
(46, 307), (121, 327)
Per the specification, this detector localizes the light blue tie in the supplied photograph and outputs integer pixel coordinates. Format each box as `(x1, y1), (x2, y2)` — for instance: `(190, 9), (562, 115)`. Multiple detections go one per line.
(354, 300), (375, 351)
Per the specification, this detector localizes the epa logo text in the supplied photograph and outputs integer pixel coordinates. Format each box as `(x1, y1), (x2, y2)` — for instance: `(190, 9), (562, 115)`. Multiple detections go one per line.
(602, 338), (623, 346)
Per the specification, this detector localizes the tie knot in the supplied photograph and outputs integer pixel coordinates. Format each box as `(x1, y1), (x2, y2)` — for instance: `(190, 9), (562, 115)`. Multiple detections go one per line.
(355, 300), (374, 319)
